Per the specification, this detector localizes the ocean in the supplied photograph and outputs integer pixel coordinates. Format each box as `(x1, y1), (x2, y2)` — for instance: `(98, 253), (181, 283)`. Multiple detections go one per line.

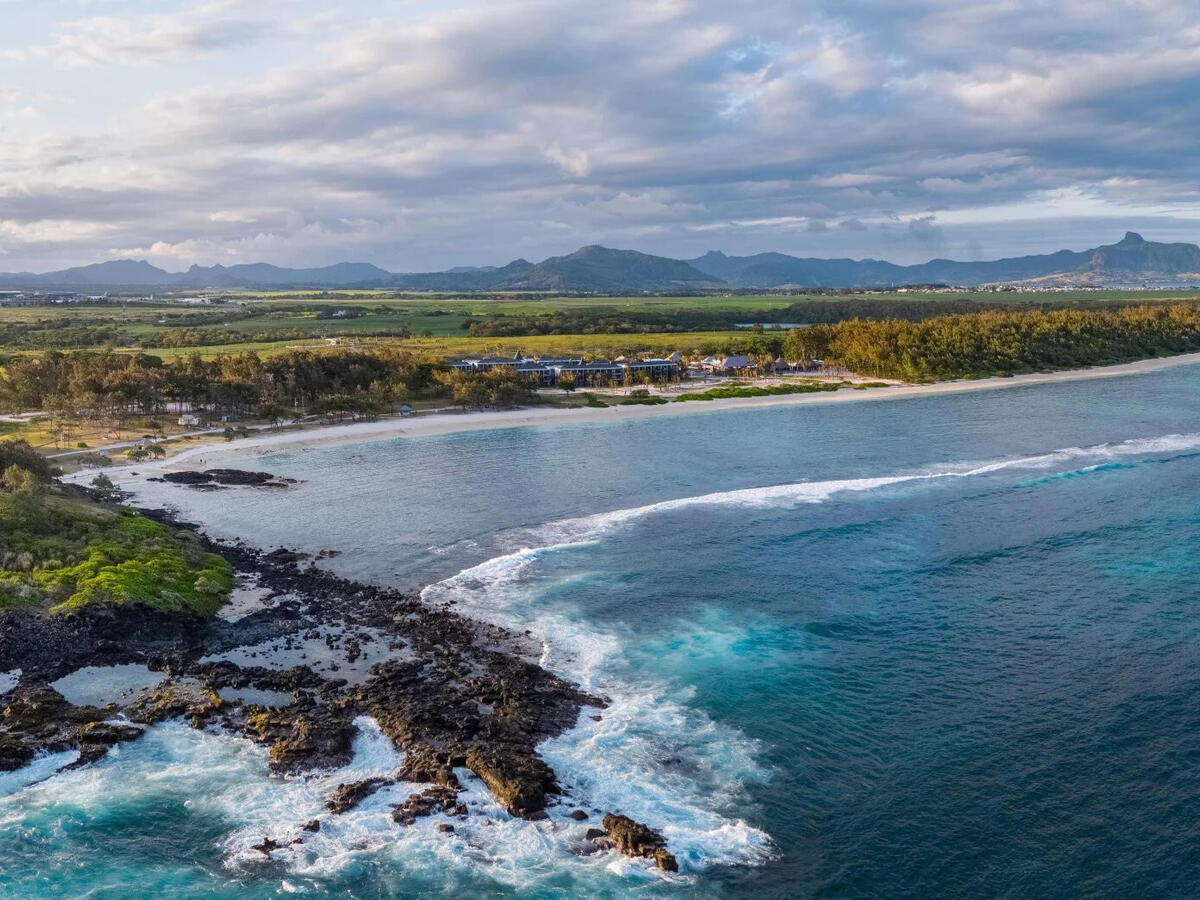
(4, 364), (1200, 898)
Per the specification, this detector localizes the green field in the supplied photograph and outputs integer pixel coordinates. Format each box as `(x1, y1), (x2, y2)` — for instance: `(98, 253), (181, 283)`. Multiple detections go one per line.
(2, 288), (1198, 359)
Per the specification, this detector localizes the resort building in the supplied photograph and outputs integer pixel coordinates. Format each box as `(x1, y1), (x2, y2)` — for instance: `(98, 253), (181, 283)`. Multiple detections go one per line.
(447, 352), (685, 387)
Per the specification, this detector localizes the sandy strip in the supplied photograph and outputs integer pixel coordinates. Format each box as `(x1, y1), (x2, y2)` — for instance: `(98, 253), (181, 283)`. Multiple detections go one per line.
(89, 351), (1200, 476)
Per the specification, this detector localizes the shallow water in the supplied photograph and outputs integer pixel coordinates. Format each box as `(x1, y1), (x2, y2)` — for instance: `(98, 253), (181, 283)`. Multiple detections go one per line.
(49, 664), (165, 708)
(7, 362), (1200, 897)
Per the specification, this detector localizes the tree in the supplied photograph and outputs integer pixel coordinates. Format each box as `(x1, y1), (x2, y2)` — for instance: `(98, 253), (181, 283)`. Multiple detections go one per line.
(90, 473), (117, 501)
(127, 446), (150, 462)
(2, 465), (36, 494)
(559, 375), (577, 394)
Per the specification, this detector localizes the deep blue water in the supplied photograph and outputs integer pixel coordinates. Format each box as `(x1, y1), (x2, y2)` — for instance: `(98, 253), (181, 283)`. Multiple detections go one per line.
(5, 365), (1200, 897)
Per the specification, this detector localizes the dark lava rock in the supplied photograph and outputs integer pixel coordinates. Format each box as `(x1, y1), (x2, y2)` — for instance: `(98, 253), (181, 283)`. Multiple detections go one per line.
(601, 813), (678, 872)
(207, 469), (277, 486)
(396, 744), (461, 789)
(569, 809), (589, 821)
(162, 471), (214, 485)
(251, 837), (283, 856)
(127, 682), (223, 729)
(163, 469), (277, 487)
(0, 684), (147, 773)
(263, 548), (310, 566)
(391, 785), (463, 826)
(243, 701), (356, 774)
(326, 777), (390, 814)
(465, 743), (558, 819)
(437, 823), (455, 834)
(302, 819), (321, 832)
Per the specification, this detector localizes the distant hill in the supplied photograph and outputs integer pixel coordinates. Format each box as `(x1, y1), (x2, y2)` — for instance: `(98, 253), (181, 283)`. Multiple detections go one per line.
(688, 233), (1200, 288)
(0, 259), (393, 290)
(175, 262), (393, 288)
(4, 233), (1200, 292)
(392, 247), (720, 292)
(500, 245), (720, 291)
(392, 259), (535, 291)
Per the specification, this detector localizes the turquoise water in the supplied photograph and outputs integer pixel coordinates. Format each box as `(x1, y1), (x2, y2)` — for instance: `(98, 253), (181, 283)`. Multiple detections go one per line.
(7, 366), (1200, 897)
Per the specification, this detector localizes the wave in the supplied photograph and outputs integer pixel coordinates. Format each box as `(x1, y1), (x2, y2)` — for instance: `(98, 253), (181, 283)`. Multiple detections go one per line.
(417, 429), (1200, 881)
(440, 433), (1200, 561)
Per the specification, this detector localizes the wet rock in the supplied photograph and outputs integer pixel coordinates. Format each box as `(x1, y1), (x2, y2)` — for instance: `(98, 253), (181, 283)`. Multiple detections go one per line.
(569, 809), (589, 821)
(391, 785), (462, 826)
(250, 837), (283, 856)
(1, 683), (145, 772)
(437, 823), (455, 834)
(162, 471), (213, 485)
(302, 819), (321, 832)
(465, 743), (558, 819)
(326, 777), (390, 814)
(263, 548), (310, 566)
(395, 744), (461, 789)
(127, 682), (223, 728)
(243, 702), (356, 774)
(600, 814), (678, 872)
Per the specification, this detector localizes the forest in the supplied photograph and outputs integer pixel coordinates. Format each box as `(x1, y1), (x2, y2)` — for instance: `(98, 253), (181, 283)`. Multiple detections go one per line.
(0, 347), (541, 423)
(783, 304), (1200, 380)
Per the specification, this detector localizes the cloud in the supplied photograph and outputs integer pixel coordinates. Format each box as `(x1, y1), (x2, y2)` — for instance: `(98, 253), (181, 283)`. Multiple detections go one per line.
(4, 0), (1200, 269)
(543, 145), (592, 178)
(8, 2), (287, 67)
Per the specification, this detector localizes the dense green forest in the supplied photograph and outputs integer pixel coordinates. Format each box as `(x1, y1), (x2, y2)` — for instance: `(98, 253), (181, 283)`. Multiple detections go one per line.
(0, 348), (537, 421)
(0, 442), (232, 615)
(784, 304), (1200, 380)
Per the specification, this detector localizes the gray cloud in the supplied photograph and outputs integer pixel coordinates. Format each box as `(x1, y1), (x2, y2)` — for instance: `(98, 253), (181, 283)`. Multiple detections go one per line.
(3, 0), (1200, 270)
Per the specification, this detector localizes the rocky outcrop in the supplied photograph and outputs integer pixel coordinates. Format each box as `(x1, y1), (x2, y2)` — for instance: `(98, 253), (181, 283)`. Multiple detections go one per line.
(163, 469), (278, 487)
(391, 785), (467, 825)
(243, 700), (357, 774)
(0, 503), (660, 867)
(0, 684), (145, 772)
(599, 814), (679, 872)
(326, 777), (390, 814)
(465, 743), (558, 818)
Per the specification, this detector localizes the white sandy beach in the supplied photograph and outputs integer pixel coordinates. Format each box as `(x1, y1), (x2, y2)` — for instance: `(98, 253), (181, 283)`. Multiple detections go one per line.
(89, 350), (1199, 476)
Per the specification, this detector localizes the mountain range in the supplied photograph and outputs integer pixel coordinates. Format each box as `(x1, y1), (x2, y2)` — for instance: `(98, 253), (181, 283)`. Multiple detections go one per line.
(3, 233), (1199, 292)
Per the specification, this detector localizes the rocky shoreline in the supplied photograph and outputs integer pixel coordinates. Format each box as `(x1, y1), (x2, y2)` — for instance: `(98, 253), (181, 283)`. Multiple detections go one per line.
(0, 483), (679, 872)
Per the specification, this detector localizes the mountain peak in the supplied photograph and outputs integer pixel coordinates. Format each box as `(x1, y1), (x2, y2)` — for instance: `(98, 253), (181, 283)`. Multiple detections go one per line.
(1120, 231), (1146, 244)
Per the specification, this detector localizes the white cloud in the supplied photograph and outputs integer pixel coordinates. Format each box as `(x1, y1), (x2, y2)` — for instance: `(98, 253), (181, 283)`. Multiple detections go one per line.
(4, 0), (1200, 269)
(543, 145), (592, 178)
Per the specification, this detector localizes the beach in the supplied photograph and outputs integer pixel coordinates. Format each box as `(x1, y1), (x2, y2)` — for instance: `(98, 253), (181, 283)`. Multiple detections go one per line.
(120, 351), (1200, 472)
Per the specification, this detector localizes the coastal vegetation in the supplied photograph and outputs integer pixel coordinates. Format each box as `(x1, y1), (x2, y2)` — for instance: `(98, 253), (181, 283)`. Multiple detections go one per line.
(0, 442), (232, 615)
(675, 382), (843, 401)
(784, 304), (1200, 381)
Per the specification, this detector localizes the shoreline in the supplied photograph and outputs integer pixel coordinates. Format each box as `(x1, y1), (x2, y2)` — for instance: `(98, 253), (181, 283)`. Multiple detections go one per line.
(81, 351), (1200, 475)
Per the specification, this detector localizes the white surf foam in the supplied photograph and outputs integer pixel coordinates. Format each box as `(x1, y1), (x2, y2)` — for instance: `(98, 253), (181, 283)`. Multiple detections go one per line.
(475, 431), (1200, 555)
(416, 430), (1200, 879)
(422, 559), (777, 873)
(0, 749), (79, 797)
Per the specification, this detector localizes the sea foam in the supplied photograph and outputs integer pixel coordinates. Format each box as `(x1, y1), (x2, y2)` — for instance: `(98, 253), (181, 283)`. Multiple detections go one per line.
(416, 430), (1200, 879)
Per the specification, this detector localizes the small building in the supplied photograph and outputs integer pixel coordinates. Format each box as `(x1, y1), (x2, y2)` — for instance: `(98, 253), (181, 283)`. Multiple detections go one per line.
(178, 413), (204, 428)
(717, 355), (757, 375)
(400, 405), (415, 417)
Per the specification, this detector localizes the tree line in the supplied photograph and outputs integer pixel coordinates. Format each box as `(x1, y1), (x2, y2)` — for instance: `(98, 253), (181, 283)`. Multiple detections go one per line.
(782, 304), (1200, 380)
(0, 349), (445, 423)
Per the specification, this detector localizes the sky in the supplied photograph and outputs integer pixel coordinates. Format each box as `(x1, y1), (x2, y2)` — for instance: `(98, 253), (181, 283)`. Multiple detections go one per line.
(3, 0), (1200, 272)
